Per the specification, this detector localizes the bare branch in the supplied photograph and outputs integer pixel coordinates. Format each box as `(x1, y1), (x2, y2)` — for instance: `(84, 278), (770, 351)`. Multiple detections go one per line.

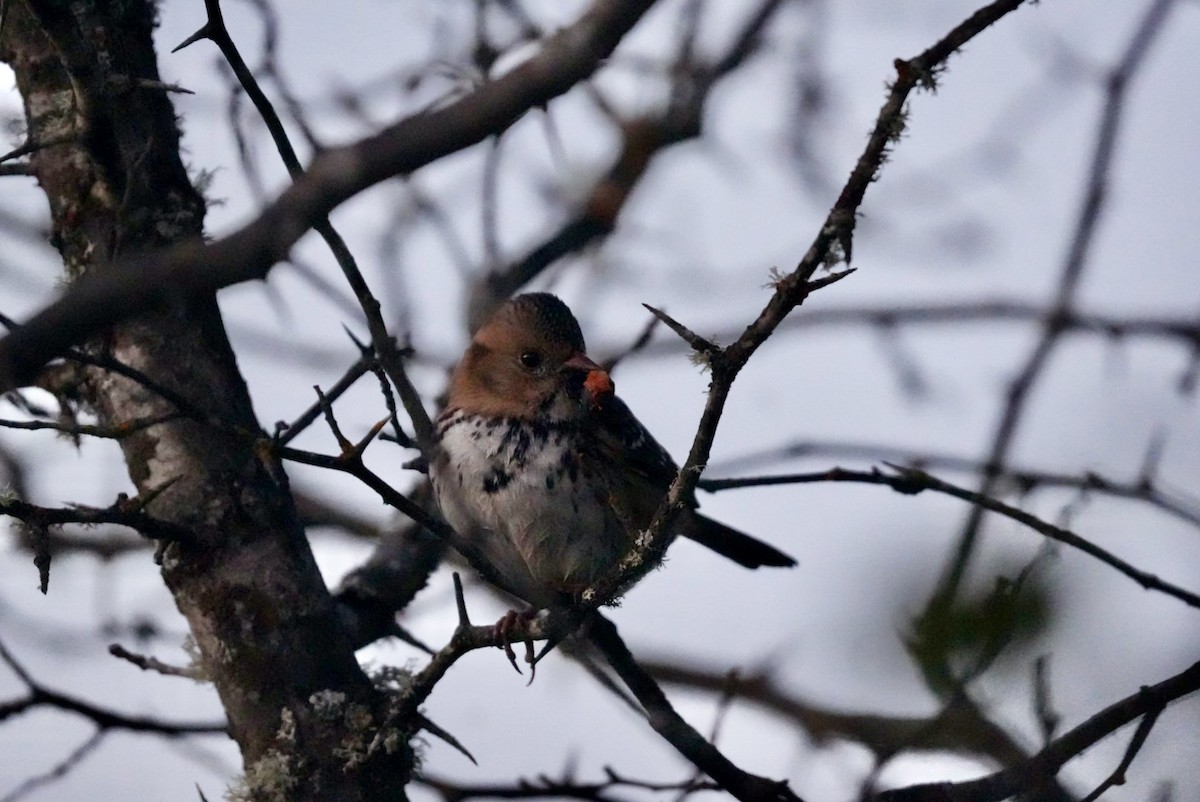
(0, 410), (180, 439)
(1077, 700), (1163, 802)
(467, 0), (789, 327)
(878, 659), (1200, 802)
(415, 768), (719, 802)
(0, 636), (226, 736)
(0, 729), (105, 802)
(699, 464), (1200, 609)
(703, 438), (1200, 530)
(108, 644), (205, 680)
(576, 0), (1035, 612)
(1, 492), (199, 544)
(643, 658), (1068, 785)
(588, 614), (802, 802)
(929, 0), (1180, 615)
(0, 0), (661, 393)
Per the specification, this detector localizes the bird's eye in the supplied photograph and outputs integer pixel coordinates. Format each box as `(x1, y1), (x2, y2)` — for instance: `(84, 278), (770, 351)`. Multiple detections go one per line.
(519, 350), (543, 369)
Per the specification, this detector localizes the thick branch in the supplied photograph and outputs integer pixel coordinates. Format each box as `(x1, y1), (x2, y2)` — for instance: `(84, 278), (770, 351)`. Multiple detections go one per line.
(0, 0), (658, 392)
(589, 615), (802, 802)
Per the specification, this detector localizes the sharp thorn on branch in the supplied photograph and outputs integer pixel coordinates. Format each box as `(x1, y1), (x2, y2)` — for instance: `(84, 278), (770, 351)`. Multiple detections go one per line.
(171, 24), (213, 54)
(342, 324), (371, 356)
(402, 455), (430, 474)
(641, 304), (720, 356)
(451, 573), (472, 629)
(416, 713), (478, 765)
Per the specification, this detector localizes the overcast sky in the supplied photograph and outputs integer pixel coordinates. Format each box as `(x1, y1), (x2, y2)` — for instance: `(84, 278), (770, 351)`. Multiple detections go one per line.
(1, 1), (1198, 800)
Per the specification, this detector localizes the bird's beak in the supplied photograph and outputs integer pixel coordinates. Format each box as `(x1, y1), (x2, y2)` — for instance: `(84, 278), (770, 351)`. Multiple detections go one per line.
(563, 352), (604, 373)
(564, 352), (615, 407)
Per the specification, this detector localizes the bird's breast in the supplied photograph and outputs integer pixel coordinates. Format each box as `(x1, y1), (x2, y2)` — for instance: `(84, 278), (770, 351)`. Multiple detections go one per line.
(432, 411), (629, 596)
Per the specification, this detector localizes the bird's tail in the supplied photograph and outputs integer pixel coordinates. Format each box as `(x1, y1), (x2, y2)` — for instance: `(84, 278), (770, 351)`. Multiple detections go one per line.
(682, 513), (796, 569)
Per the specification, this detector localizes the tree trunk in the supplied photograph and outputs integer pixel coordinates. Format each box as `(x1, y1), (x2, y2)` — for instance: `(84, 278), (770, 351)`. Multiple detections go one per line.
(0, 2), (412, 798)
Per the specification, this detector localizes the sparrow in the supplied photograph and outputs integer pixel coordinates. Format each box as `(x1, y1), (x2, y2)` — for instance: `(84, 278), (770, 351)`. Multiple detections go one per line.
(431, 293), (795, 613)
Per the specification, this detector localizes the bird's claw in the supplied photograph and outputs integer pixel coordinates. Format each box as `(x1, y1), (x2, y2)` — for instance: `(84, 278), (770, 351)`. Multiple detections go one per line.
(494, 609), (538, 682)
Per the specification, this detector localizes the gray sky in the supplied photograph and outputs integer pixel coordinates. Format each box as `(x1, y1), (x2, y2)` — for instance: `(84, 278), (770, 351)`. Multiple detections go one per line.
(1, 1), (1198, 799)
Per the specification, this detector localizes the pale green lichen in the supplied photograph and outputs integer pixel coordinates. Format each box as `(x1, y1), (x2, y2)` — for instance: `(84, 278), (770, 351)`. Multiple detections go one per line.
(181, 635), (213, 682)
(368, 664), (415, 694)
(306, 689), (392, 772)
(688, 344), (718, 372)
(308, 689), (347, 720)
(764, 265), (789, 290)
(225, 748), (296, 802)
(824, 239), (847, 268)
(276, 708), (296, 745)
(332, 703), (375, 771)
(379, 727), (406, 757)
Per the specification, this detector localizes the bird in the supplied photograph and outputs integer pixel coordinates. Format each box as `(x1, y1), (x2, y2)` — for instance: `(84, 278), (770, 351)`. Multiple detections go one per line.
(430, 292), (794, 619)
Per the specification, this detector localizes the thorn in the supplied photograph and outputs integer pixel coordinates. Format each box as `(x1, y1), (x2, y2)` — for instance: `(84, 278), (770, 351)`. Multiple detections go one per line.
(641, 304), (720, 357)
(388, 622), (435, 655)
(402, 455), (430, 474)
(172, 24), (213, 53)
(349, 417), (389, 458)
(0, 140), (37, 165)
(451, 573), (471, 628)
(417, 713), (478, 765)
(342, 325), (371, 356)
(137, 79), (195, 95)
(121, 476), (181, 512)
(805, 267), (857, 293)
(1137, 427), (1167, 488)
(882, 461), (927, 495)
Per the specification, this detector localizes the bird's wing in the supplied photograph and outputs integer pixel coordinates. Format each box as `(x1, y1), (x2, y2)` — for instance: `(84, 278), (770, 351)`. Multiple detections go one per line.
(586, 394), (688, 501)
(586, 394), (796, 569)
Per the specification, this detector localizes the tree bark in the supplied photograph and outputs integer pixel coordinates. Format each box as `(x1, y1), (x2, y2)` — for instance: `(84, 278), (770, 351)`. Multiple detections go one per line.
(0, 2), (412, 798)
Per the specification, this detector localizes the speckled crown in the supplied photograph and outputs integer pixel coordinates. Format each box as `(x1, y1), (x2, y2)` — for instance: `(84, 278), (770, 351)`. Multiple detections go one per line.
(507, 293), (586, 352)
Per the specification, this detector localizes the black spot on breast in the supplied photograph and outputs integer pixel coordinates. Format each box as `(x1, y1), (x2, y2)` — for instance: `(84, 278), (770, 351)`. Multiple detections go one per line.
(482, 466), (513, 494)
(528, 416), (550, 441)
(511, 425), (533, 464)
(559, 449), (578, 484)
(545, 474), (556, 490)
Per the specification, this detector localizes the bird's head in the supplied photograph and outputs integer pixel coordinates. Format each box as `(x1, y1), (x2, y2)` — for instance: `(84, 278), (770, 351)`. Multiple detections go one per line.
(447, 293), (614, 420)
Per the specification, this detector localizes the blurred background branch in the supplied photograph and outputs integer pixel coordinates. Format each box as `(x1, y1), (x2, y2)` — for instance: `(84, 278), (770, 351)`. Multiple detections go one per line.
(0, 0), (1195, 799)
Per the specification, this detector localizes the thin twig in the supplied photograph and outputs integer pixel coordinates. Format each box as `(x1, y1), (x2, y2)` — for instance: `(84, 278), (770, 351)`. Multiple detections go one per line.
(0, 0), (661, 392)
(929, 0), (1180, 617)
(878, 659), (1200, 802)
(0, 636), (226, 735)
(699, 463), (1200, 609)
(108, 644), (205, 680)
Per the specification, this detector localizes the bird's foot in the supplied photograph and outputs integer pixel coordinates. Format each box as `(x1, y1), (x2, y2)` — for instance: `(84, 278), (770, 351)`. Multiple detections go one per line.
(494, 609), (538, 681)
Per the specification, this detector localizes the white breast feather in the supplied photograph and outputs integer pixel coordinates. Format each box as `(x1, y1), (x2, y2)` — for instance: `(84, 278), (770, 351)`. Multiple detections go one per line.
(434, 415), (626, 602)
